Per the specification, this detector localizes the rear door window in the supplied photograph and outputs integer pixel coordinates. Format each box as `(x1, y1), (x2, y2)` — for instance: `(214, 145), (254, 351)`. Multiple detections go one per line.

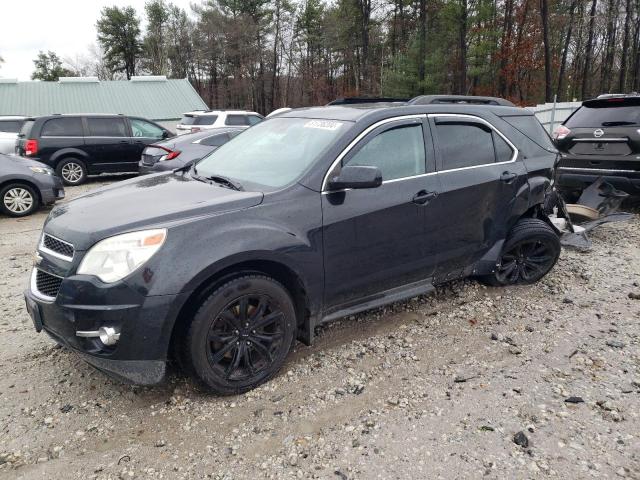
(0, 120), (25, 133)
(41, 117), (84, 137)
(87, 117), (128, 137)
(435, 120), (496, 169)
(225, 115), (249, 126)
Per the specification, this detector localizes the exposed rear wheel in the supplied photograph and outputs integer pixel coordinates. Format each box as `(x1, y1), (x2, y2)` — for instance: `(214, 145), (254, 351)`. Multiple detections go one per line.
(482, 218), (560, 286)
(0, 183), (39, 217)
(56, 158), (87, 186)
(181, 275), (296, 395)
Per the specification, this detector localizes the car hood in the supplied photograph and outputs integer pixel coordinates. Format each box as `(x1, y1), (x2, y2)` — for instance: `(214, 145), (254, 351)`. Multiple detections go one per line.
(44, 173), (264, 250)
(1, 153), (50, 170)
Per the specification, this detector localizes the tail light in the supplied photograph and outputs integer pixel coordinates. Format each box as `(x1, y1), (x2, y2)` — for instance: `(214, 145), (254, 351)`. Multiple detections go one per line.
(164, 150), (181, 161)
(191, 127), (201, 133)
(553, 125), (571, 140)
(24, 139), (38, 156)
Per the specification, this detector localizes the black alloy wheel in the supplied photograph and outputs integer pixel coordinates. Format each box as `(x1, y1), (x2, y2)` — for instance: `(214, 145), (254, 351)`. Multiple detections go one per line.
(182, 275), (296, 395)
(482, 218), (561, 286)
(206, 294), (287, 381)
(495, 238), (557, 284)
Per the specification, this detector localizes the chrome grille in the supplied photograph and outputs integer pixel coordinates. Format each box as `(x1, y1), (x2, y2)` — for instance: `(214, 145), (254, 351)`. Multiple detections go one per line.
(35, 269), (63, 298)
(41, 234), (74, 260)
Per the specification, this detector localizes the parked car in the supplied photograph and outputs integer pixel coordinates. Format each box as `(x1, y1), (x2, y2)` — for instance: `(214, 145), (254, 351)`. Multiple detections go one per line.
(139, 128), (244, 174)
(0, 153), (64, 217)
(15, 114), (174, 186)
(25, 104), (560, 394)
(176, 110), (263, 135)
(0, 116), (27, 154)
(554, 94), (640, 198)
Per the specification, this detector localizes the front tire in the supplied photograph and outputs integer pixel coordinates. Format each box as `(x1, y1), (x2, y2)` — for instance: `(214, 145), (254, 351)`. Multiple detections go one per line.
(181, 275), (297, 395)
(56, 158), (87, 186)
(482, 218), (560, 286)
(0, 183), (39, 217)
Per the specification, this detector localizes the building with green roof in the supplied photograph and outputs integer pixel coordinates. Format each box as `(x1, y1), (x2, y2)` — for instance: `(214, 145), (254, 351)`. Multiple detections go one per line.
(0, 76), (208, 132)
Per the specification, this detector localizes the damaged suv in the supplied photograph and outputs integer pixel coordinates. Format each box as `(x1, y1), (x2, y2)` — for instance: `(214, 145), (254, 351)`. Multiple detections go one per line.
(25, 104), (561, 394)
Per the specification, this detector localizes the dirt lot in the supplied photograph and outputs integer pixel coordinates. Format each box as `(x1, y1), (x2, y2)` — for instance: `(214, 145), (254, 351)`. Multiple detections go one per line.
(0, 177), (639, 479)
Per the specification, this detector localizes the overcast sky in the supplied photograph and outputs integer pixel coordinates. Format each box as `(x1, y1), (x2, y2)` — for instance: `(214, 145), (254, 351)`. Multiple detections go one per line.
(0, 0), (195, 80)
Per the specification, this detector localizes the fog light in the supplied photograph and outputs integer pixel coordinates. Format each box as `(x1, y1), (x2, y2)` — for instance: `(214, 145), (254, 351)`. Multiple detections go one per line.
(98, 326), (120, 346)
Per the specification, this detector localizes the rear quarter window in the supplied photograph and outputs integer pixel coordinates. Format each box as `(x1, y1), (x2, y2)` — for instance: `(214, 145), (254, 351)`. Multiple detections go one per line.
(41, 117), (84, 137)
(225, 115), (249, 126)
(180, 116), (196, 125)
(501, 115), (556, 150)
(19, 120), (35, 137)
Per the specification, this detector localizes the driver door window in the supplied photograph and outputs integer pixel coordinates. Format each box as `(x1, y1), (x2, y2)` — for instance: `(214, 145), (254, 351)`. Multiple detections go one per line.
(345, 124), (426, 181)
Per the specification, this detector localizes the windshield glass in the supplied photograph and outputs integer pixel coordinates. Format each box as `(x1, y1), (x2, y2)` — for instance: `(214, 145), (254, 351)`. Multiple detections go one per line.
(195, 117), (350, 189)
(566, 105), (640, 127)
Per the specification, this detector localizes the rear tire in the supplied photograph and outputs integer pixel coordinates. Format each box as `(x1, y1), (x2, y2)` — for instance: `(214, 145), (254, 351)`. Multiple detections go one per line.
(0, 183), (39, 217)
(56, 158), (87, 186)
(481, 218), (560, 286)
(180, 275), (296, 395)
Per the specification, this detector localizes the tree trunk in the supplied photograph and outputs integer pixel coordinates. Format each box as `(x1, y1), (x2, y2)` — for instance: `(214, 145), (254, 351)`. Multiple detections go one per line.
(540, 0), (552, 101)
(418, 0), (426, 92)
(557, 0), (577, 101)
(619, 0), (632, 91)
(582, 0), (598, 99)
(498, 0), (514, 97)
(459, 0), (468, 94)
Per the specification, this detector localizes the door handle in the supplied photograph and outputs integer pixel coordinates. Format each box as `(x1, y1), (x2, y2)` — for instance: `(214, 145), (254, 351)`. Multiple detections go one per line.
(500, 171), (517, 183)
(118, 140), (129, 144)
(412, 190), (438, 205)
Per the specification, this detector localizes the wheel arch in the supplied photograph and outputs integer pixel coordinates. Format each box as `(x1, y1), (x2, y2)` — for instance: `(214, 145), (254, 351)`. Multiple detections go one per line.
(50, 148), (90, 167)
(168, 257), (312, 365)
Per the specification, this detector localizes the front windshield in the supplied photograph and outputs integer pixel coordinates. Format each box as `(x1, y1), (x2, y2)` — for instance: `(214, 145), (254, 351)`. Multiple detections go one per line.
(195, 117), (350, 189)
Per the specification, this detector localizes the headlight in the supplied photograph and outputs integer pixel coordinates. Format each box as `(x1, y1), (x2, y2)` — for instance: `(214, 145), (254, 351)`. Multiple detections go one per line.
(29, 166), (54, 175)
(77, 229), (167, 283)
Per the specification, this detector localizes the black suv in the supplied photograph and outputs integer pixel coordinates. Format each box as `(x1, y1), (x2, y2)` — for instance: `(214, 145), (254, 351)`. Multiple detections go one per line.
(24, 104), (560, 394)
(16, 114), (173, 185)
(555, 95), (640, 197)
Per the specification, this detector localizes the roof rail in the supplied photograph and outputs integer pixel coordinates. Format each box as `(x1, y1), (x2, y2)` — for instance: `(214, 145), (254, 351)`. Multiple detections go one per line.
(408, 95), (515, 107)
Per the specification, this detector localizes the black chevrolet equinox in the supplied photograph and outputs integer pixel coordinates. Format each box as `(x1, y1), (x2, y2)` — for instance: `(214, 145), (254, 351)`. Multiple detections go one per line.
(25, 105), (561, 394)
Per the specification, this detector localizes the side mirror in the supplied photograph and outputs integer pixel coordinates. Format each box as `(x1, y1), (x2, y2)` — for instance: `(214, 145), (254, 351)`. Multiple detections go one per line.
(327, 165), (382, 191)
(162, 130), (171, 139)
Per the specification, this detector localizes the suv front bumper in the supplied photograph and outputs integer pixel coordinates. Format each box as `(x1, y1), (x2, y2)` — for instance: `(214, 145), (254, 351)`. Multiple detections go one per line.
(24, 268), (189, 385)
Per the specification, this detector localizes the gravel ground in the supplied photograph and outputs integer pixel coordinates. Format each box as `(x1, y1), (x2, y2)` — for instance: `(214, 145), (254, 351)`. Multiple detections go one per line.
(0, 178), (639, 479)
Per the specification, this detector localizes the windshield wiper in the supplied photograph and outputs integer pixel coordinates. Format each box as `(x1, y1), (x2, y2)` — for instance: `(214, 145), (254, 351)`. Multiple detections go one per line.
(205, 175), (244, 191)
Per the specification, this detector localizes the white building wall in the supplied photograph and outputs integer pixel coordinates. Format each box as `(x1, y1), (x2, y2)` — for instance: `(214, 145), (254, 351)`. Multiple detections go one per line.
(526, 101), (582, 134)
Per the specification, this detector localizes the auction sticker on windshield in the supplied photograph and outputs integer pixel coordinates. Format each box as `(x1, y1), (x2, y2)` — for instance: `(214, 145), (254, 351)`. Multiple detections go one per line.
(304, 120), (344, 131)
